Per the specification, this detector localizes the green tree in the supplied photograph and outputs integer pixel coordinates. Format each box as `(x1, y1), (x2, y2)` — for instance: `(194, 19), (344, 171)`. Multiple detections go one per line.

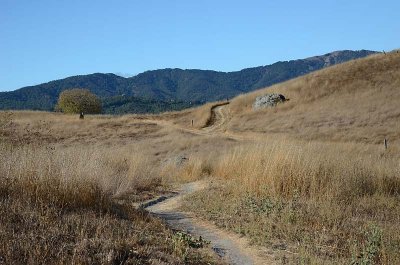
(56, 89), (102, 114)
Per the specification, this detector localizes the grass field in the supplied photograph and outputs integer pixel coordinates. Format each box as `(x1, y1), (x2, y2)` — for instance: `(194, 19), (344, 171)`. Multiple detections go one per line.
(0, 113), (225, 264)
(182, 139), (400, 264)
(1, 50), (399, 264)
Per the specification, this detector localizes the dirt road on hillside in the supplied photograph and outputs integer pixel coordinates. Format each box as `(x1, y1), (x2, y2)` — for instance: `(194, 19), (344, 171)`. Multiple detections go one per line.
(141, 103), (244, 141)
(140, 103), (256, 142)
(202, 103), (231, 133)
(143, 180), (277, 265)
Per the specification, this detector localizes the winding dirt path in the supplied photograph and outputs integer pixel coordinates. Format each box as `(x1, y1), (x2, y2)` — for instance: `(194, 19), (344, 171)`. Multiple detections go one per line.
(136, 103), (281, 263)
(139, 102), (254, 141)
(143, 180), (277, 265)
(202, 103), (231, 133)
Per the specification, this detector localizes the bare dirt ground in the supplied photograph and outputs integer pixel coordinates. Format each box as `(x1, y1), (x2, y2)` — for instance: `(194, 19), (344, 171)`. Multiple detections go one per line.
(144, 180), (278, 265)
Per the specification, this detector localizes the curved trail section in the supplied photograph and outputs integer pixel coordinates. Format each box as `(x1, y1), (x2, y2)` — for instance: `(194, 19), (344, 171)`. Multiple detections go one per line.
(144, 180), (276, 265)
(141, 102), (254, 141)
(202, 103), (231, 133)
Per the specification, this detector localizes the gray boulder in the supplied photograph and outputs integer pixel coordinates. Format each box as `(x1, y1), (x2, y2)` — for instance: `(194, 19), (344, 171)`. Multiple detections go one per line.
(253, 93), (287, 110)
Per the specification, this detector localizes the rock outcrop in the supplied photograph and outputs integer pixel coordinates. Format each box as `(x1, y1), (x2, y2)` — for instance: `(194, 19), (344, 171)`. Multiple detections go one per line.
(253, 94), (287, 110)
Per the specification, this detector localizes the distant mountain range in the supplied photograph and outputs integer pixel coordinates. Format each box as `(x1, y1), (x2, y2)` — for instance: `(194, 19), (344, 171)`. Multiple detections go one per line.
(0, 50), (377, 114)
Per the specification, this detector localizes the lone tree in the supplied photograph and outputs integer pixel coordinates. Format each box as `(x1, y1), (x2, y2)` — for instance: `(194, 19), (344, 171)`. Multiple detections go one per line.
(56, 89), (102, 114)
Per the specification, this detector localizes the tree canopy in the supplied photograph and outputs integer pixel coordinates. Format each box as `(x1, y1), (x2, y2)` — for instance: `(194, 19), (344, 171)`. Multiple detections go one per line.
(56, 88), (102, 114)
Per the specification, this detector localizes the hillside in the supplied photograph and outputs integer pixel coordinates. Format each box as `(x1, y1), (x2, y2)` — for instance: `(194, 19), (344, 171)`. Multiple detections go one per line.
(0, 50), (376, 112)
(224, 50), (400, 145)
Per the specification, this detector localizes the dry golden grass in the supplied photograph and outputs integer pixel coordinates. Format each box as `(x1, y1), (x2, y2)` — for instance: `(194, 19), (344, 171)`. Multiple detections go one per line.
(0, 114), (225, 264)
(2, 50), (400, 264)
(5, 111), (166, 147)
(227, 51), (400, 145)
(213, 141), (400, 200)
(0, 141), (224, 264)
(183, 139), (400, 264)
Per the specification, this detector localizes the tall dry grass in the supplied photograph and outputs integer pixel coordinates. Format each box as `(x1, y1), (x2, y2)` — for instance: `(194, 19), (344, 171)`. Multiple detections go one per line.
(214, 141), (400, 201)
(0, 144), (162, 203)
(0, 142), (219, 264)
(183, 139), (400, 264)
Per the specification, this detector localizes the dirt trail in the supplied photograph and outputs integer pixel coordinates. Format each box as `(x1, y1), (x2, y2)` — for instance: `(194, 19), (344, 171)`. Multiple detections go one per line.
(139, 103), (253, 141)
(200, 103), (253, 141)
(136, 104), (282, 264)
(144, 180), (277, 265)
(202, 103), (230, 133)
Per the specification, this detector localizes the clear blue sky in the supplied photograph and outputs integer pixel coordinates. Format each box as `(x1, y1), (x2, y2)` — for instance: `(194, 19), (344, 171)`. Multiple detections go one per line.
(0, 0), (399, 92)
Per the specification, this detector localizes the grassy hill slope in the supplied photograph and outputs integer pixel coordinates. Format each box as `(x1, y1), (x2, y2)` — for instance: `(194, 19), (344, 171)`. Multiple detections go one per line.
(226, 50), (400, 145)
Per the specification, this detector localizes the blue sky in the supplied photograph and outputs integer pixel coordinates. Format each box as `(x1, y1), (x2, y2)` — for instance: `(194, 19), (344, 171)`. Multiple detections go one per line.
(0, 0), (399, 92)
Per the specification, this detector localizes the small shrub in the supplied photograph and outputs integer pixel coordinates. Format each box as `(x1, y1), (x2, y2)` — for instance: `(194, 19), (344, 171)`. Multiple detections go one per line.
(173, 232), (210, 249)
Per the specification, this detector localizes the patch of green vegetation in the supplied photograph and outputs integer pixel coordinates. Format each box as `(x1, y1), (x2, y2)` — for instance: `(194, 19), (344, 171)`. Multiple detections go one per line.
(173, 231), (210, 249)
(102, 95), (202, 114)
(351, 226), (383, 265)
